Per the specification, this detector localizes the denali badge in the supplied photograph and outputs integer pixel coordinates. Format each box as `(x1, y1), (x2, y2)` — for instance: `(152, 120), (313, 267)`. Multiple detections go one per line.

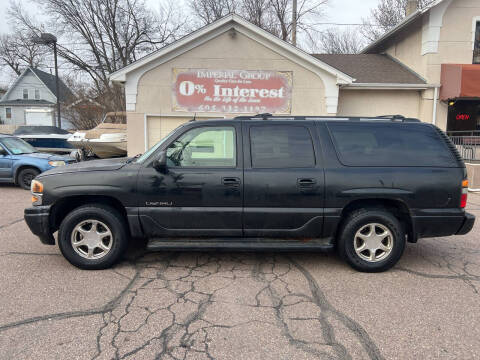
(146, 201), (173, 206)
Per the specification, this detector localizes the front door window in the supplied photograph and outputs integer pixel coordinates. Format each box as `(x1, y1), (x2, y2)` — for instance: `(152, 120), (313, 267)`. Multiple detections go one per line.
(166, 126), (236, 167)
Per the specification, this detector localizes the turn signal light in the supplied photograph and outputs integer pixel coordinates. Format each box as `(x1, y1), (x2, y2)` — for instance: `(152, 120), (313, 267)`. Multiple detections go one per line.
(31, 180), (43, 194)
(31, 195), (42, 206)
(460, 179), (468, 208)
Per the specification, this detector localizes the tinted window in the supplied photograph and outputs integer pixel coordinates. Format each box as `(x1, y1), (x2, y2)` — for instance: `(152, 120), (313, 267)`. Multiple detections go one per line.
(328, 123), (456, 167)
(250, 125), (315, 168)
(166, 126), (236, 167)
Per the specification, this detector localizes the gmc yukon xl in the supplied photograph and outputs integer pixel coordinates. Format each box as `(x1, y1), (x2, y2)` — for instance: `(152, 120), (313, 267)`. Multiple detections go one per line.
(24, 115), (475, 272)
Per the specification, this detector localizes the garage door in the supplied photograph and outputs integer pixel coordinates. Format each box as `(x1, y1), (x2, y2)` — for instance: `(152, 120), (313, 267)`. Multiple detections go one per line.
(146, 116), (190, 148)
(25, 109), (54, 126)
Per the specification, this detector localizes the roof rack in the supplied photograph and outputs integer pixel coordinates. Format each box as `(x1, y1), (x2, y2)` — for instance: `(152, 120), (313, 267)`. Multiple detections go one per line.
(233, 114), (421, 123)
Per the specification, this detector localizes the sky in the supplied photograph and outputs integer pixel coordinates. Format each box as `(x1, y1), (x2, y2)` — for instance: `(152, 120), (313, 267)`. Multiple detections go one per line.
(0, 0), (380, 86)
(0, 0), (381, 35)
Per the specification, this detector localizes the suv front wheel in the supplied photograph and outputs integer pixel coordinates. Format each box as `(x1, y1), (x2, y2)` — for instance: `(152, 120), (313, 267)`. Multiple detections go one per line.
(17, 167), (40, 190)
(338, 209), (406, 272)
(58, 204), (129, 270)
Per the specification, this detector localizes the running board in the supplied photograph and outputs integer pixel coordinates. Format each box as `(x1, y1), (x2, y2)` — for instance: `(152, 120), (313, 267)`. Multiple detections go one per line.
(146, 238), (334, 252)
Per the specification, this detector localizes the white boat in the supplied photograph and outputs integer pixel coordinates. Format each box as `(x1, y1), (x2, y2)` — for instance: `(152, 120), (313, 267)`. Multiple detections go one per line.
(68, 112), (127, 159)
(13, 126), (75, 154)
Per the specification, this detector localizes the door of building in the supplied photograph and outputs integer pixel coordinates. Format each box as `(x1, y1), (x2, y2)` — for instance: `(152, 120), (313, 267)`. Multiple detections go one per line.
(25, 109), (54, 126)
(447, 100), (479, 133)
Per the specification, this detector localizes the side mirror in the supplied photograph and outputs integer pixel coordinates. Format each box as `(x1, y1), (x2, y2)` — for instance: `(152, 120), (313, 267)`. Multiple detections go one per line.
(152, 151), (167, 173)
(0, 148), (6, 156)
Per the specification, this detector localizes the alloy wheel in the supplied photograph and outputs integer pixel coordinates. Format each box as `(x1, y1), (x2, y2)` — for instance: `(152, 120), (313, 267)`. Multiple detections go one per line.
(71, 219), (113, 260)
(353, 223), (393, 263)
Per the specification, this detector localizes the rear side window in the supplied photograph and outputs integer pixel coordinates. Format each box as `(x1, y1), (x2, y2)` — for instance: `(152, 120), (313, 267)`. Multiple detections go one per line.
(328, 123), (456, 167)
(250, 125), (315, 168)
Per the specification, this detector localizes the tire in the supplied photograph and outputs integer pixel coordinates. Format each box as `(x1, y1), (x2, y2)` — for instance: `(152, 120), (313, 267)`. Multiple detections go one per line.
(58, 204), (129, 270)
(17, 167), (40, 190)
(337, 208), (406, 272)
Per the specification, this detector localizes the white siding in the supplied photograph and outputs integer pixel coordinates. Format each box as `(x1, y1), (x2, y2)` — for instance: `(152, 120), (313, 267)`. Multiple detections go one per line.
(0, 105), (54, 125)
(4, 70), (56, 103)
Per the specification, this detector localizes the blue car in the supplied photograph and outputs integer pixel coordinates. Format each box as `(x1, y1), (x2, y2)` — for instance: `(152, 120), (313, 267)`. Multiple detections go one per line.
(0, 134), (74, 189)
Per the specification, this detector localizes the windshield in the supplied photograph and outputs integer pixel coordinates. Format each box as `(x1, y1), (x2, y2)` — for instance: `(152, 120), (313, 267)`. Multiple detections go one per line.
(136, 136), (169, 163)
(1, 137), (37, 155)
(136, 125), (186, 164)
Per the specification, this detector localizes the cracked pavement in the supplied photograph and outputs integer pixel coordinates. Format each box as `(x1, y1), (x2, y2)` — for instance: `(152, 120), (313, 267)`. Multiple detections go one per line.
(0, 185), (479, 359)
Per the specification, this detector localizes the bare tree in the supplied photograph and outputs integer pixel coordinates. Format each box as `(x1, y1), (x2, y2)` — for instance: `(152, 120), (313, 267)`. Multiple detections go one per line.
(189, 0), (328, 45)
(362, 0), (435, 42)
(9, 0), (187, 114)
(272, 0), (327, 42)
(316, 28), (364, 54)
(241, 0), (272, 28)
(190, 0), (237, 24)
(61, 76), (106, 129)
(0, 32), (47, 75)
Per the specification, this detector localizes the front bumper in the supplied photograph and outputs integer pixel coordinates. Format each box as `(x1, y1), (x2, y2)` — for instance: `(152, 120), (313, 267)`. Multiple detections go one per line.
(24, 206), (55, 245)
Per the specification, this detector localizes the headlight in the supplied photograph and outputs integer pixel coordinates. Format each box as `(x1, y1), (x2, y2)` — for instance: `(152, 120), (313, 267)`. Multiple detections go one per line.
(31, 180), (43, 194)
(31, 180), (43, 205)
(48, 160), (66, 167)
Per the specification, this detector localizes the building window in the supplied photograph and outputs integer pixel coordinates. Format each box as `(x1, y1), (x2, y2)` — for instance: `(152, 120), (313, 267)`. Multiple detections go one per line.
(35, 89), (40, 100)
(23, 89), (28, 99)
(474, 22), (480, 64)
(6, 108), (11, 119)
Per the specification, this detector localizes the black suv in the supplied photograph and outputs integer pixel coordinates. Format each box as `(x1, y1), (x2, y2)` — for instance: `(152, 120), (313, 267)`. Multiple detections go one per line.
(24, 115), (475, 272)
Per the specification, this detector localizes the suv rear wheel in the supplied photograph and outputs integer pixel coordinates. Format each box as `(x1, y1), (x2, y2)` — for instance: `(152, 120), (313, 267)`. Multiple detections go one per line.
(58, 204), (128, 270)
(338, 209), (406, 272)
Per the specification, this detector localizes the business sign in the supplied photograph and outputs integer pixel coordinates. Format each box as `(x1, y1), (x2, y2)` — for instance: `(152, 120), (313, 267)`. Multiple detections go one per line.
(172, 68), (292, 114)
(456, 113), (471, 120)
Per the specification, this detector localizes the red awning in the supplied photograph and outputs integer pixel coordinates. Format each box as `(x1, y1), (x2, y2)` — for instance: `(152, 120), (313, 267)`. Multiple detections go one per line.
(440, 64), (480, 100)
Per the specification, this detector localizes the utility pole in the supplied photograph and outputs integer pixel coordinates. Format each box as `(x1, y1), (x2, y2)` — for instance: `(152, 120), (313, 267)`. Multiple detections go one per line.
(52, 41), (61, 129)
(33, 33), (61, 128)
(291, 0), (297, 46)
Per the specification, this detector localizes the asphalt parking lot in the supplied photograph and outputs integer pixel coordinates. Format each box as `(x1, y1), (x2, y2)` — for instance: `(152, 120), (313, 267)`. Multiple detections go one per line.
(0, 185), (479, 360)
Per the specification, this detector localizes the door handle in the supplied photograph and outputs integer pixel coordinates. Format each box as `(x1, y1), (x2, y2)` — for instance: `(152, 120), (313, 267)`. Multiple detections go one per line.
(297, 178), (316, 187)
(222, 177), (241, 186)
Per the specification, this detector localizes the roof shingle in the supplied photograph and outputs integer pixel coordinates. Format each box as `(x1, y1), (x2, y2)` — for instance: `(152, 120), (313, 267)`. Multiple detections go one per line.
(0, 99), (55, 106)
(311, 54), (426, 84)
(30, 68), (74, 102)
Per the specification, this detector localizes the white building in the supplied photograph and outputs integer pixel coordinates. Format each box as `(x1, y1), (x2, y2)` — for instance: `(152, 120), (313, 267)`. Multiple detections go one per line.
(0, 67), (73, 128)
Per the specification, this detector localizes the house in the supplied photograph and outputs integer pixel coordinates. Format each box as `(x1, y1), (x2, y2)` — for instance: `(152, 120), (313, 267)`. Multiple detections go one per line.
(109, 0), (480, 156)
(0, 67), (73, 127)
(363, 0), (480, 133)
